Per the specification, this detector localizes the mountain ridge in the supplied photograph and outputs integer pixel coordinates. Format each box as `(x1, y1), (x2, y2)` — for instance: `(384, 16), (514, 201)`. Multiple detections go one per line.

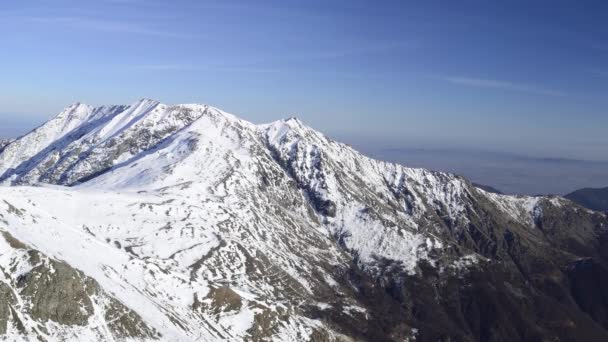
(1, 100), (608, 341)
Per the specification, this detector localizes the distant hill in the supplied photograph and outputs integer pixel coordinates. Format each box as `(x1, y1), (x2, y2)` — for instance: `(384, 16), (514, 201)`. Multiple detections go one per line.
(565, 187), (608, 212)
(2, 99), (608, 340)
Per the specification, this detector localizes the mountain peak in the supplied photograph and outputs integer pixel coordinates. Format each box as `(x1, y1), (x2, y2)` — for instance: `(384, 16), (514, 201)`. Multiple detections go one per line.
(56, 102), (93, 121)
(284, 116), (302, 124)
(265, 116), (307, 133)
(132, 98), (161, 107)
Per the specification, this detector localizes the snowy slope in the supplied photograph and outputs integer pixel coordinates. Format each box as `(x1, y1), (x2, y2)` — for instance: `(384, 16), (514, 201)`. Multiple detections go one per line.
(1, 100), (607, 341)
(0, 103), (95, 176)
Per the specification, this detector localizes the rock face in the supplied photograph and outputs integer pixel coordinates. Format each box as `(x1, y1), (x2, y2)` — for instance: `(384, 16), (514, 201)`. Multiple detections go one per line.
(0, 100), (607, 341)
(0, 139), (12, 152)
(0, 230), (157, 340)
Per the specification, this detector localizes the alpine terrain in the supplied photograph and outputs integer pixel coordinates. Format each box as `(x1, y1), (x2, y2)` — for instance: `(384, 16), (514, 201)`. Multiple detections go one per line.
(1, 99), (608, 342)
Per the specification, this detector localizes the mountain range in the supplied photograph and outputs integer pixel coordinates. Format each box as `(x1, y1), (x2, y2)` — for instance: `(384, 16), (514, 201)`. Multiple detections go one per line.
(1, 99), (608, 341)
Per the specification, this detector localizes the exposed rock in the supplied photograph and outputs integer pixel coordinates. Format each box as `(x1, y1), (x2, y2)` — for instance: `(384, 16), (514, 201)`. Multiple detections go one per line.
(0, 282), (18, 334)
(0, 139), (12, 152)
(0, 230), (158, 340)
(18, 253), (96, 326)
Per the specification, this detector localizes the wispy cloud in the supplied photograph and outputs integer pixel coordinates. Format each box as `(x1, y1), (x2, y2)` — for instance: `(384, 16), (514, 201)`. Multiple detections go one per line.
(132, 64), (280, 73)
(100, 0), (146, 3)
(439, 76), (567, 97)
(22, 16), (184, 38)
(591, 42), (608, 52)
(588, 69), (608, 77)
(275, 41), (411, 62)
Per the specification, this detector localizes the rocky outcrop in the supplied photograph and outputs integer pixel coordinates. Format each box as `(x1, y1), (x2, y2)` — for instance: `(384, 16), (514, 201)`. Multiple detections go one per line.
(0, 230), (158, 341)
(0, 139), (11, 151)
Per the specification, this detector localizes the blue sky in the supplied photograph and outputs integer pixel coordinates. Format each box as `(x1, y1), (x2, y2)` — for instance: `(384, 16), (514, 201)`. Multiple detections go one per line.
(1, 0), (607, 160)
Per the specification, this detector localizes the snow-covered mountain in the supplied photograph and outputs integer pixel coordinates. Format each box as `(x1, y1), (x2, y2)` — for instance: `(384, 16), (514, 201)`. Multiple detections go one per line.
(1, 100), (608, 341)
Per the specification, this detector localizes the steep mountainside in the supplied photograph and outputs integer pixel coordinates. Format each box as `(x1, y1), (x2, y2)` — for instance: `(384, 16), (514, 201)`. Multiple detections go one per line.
(566, 187), (608, 212)
(1, 100), (608, 341)
(0, 139), (12, 151)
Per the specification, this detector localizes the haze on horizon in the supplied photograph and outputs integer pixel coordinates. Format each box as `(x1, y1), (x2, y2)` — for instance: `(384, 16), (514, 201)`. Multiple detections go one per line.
(1, 0), (607, 194)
